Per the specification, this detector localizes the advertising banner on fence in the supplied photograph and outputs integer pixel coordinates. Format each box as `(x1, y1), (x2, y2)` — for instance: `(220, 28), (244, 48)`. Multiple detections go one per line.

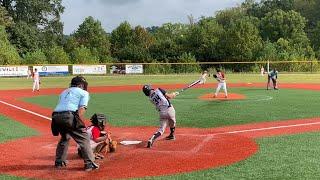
(0, 66), (29, 77)
(33, 65), (69, 76)
(72, 65), (106, 75)
(125, 64), (143, 74)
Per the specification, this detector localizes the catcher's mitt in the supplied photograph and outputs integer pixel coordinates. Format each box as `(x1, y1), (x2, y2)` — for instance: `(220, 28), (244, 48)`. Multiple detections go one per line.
(109, 140), (117, 153)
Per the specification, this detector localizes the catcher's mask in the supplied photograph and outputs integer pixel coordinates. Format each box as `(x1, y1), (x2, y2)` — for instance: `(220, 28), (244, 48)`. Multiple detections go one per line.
(70, 76), (88, 91)
(90, 113), (107, 130)
(142, 85), (153, 96)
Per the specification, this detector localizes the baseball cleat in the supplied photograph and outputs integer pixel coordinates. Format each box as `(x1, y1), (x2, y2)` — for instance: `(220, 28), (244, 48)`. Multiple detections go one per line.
(165, 134), (175, 140)
(147, 139), (154, 148)
(54, 161), (67, 168)
(84, 162), (99, 171)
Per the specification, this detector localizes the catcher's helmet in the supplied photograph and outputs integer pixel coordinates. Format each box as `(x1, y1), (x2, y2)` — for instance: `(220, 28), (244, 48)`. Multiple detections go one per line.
(90, 113), (107, 130)
(142, 85), (153, 96)
(70, 76), (88, 91)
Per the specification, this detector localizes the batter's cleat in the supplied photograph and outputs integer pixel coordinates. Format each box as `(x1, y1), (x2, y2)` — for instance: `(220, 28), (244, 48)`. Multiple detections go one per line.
(84, 162), (99, 171)
(147, 139), (154, 148)
(54, 161), (67, 168)
(95, 153), (104, 160)
(165, 134), (175, 140)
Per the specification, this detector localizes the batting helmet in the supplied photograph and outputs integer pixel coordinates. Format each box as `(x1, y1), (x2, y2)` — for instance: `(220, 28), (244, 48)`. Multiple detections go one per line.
(70, 76), (88, 91)
(142, 85), (153, 96)
(90, 113), (107, 130)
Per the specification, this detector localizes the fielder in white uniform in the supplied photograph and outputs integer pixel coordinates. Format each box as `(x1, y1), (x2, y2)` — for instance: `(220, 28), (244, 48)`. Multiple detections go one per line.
(214, 69), (228, 98)
(199, 70), (208, 84)
(32, 68), (40, 92)
(142, 85), (179, 148)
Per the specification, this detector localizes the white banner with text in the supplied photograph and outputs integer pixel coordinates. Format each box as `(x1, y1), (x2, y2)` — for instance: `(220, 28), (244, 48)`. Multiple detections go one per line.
(0, 66), (29, 77)
(125, 64), (143, 74)
(33, 65), (69, 76)
(72, 65), (107, 75)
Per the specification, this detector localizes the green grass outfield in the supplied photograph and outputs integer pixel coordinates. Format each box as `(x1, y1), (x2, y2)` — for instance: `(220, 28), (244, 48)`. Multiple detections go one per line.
(0, 73), (320, 90)
(2, 74), (320, 179)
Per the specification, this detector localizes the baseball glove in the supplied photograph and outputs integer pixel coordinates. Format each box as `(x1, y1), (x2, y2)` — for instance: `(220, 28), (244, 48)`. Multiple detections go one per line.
(213, 74), (217, 78)
(109, 140), (117, 153)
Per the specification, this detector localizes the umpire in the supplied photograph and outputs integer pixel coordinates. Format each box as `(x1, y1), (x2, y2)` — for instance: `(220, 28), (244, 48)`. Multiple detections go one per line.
(51, 76), (99, 171)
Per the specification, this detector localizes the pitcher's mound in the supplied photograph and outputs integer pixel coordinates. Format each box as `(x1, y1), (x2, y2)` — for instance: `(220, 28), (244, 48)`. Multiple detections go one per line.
(199, 93), (246, 101)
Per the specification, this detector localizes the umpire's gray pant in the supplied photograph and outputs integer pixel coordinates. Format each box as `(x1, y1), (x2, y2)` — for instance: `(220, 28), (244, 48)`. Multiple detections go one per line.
(53, 112), (95, 166)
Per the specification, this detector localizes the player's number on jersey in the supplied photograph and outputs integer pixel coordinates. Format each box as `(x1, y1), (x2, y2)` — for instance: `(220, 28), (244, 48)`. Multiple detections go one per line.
(151, 94), (161, 105)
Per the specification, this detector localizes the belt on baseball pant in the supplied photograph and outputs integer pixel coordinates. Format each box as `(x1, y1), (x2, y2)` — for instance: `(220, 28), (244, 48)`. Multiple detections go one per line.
(53, 111), (75, 115)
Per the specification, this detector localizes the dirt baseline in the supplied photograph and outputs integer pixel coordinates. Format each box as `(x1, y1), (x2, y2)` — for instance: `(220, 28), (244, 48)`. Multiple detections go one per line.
(0, 83), (320, 179)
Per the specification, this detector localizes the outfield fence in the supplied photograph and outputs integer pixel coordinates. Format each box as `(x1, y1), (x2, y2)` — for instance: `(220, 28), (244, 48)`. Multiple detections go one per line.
(0, 61), (318, 77)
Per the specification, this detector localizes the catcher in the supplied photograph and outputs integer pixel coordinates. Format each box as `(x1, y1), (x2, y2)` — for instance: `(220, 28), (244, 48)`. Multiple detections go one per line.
(78, 113), (117, 160)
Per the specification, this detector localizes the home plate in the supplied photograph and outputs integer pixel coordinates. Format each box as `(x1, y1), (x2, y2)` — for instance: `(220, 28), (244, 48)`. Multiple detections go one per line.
(120, 140), (142, 145)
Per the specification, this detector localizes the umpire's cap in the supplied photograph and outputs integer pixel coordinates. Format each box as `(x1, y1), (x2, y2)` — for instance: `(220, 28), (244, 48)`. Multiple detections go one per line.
(142, 85), (153, 96)
(70, 76), (88, 91)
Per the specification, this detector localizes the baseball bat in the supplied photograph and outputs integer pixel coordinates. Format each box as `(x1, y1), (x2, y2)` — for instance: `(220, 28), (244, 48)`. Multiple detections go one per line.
(179, 79), (201, 93)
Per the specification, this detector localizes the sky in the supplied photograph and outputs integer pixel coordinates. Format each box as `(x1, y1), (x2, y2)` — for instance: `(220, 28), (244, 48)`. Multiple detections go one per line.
(61, 0), (245, 35)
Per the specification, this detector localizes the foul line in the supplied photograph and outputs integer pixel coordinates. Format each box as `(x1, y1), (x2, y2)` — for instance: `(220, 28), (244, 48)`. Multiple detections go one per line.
(0, 100), (51, 120)
(1, 99), (320, 136)
(178, 120), (320, 137)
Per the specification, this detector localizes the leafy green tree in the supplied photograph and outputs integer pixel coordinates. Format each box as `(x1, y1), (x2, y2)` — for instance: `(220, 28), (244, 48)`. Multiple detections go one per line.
(70, 45), (99, 64)
(24, 49), (47, 65)
(149, 23), (189, 61)
(215, 7), (247, 28)
(260, 10), (307, 42)
(174, 52), (200, 73)
(0, 25), (20, 65)
(245, 0), (294, 18)
(116, 26), (154, 62)
(220, 17), (262, 61)
(133, 25), (154, 49)
(258, 41), (278, 61)
(63, 36), (79, 54)
(45, 45), (70, 64)
(293, 0), (320, 28)
(9, 21), (40, 55)
(1, 0), (65, 53)
(73, 16), (110, 62)
(110, 21), (133, 59)
(185, 17), (224, 61)
(310, 21), (320, 54)
(0, 6), (13, 27)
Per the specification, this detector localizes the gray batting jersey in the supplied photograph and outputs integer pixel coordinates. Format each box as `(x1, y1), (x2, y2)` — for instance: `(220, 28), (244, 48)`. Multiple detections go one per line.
(149, 88), (171, 112)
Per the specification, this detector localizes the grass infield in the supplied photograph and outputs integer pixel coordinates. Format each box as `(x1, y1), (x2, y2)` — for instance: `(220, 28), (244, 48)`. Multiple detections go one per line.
(23, 88), (320, 128)
(0, 115), (37, 180)
(0, 115), (37, 143)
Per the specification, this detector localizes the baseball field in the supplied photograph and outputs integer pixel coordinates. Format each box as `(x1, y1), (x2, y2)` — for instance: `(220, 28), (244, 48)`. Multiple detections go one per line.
(1, 73), (320, 179)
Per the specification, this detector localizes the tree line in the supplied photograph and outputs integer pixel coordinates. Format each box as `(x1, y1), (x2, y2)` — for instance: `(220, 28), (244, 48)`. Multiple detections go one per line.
(1, 0), (320, 68)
